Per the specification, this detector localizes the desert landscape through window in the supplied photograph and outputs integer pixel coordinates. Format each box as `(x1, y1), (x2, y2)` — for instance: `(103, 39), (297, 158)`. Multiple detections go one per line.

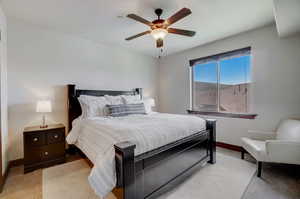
(192, 54), (251, 113)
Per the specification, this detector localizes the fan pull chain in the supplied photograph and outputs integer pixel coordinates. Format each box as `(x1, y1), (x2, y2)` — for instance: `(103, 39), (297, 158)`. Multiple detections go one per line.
(158, 48), (163, 59)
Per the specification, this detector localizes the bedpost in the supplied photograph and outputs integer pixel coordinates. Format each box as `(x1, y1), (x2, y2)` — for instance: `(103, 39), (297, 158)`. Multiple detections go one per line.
(114, 141), (136, 199)
(206, 119), (216, 164)
(67, 84), (76, 132)
(68, 84), (76, 98)
(135, 88), (143, 99)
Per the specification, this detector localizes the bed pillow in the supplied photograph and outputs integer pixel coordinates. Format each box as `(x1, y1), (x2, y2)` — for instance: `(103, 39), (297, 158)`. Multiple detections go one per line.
(107, 103), (146, 117)
(78, 95), (109, 118)
(122, 95), (154, 114)
(104, 95), (123, 105)
(121, 95), (141, 104)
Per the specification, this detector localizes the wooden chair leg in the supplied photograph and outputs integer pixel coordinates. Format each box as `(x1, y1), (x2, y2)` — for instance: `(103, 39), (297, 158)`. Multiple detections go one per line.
(257, 161), (262, 177)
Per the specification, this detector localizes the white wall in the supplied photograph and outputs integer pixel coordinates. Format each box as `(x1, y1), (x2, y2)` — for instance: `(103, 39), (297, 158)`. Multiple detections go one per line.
(0, 4), (8, 175)
(7, 19), (300, 160)
(273, 0), (300, 37)
(7, 19), (159, 160)
(159, 25), (300, 146)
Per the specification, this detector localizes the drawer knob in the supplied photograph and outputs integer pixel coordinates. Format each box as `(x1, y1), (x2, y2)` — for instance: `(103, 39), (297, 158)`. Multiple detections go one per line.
(33, 138), (38, 142)
(44, 152), (49, 156)
(54, 135), (58, 139)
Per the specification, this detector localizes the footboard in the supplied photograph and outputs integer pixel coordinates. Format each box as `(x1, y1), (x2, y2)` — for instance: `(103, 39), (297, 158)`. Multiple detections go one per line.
(114, 119), (216, 199)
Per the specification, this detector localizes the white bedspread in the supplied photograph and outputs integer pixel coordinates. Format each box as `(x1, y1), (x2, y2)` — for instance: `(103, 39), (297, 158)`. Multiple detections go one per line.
(66, 113), (206, 198)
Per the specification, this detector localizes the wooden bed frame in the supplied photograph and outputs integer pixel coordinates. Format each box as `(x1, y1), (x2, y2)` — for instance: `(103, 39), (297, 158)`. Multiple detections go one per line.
(67, 84), (216, 199)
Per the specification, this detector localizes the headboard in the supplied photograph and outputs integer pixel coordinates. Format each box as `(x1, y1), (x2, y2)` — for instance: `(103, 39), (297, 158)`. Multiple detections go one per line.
(67, 84), (142, 132)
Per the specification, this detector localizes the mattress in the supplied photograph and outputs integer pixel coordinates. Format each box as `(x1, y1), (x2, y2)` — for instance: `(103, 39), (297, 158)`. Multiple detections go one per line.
(66, 112), (206, 198)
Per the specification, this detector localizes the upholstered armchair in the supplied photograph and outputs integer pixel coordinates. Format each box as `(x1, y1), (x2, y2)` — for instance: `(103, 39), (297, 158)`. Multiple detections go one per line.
(241, 119), (300, 177)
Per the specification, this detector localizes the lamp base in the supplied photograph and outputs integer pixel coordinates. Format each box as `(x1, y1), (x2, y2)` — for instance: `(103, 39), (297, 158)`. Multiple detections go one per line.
(40, 115), (48, 128)
(40, 125), (48, 129)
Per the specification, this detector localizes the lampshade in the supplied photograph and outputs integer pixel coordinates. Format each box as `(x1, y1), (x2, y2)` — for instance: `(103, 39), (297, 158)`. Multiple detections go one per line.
(36, 100), (52, 113)
(145, 98), (155, 107)
(151, 28), (168, 40)
(149, 98), (155, 107)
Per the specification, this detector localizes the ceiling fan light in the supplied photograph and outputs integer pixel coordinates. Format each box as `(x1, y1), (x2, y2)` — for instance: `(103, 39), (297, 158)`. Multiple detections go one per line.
(151, 28), (168, 40)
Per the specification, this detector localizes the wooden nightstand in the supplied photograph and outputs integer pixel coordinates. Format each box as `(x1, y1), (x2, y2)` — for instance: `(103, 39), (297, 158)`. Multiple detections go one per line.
(23, 123), (66, 173)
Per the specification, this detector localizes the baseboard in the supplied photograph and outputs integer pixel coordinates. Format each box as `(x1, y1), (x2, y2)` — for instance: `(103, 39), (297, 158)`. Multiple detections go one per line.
(0, 164), (10, 193)
(8, 144), (242, 167)
(216, 142), (243, 152)
(10, 144), (242, 167)
(9, 158), (24, 167)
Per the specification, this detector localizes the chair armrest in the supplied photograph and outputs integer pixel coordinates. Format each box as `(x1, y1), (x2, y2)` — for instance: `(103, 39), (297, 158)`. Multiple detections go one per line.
(247, 130), (276, 141)
(265, 140), (300, 164)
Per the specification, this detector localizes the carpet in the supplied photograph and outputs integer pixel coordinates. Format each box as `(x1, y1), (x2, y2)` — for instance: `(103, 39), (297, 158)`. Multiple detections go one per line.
(43, 153), (256, 199)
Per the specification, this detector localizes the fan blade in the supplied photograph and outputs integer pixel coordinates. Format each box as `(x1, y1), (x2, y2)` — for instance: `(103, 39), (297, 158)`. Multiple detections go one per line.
(156, 39), (163, 48)
(168, 28), (196, 37)
(165, 8), (191, 26)
(125, 31), (151, 41)
(127, 14), (152, 26)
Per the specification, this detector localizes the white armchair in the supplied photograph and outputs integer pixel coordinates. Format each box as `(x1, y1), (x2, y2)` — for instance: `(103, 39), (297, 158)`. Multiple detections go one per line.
(241, 119), (300, 177)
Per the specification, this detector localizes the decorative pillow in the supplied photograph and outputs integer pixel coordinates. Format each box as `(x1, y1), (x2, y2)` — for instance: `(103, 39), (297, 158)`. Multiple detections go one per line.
(104, 95), (123, 105)
(78, 95), (109, 118)
(121, 95), (142, 104)
(107, 103), (146, 117)
(122, 95), (155, 114)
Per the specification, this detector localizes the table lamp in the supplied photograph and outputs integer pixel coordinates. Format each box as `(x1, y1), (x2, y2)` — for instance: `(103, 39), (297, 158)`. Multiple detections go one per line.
(36, 100), (52, 128)
(148, 98), (155, 107)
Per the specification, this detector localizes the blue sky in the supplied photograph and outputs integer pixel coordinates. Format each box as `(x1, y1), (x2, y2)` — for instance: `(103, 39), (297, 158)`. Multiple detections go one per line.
(194, 55), (251, 85)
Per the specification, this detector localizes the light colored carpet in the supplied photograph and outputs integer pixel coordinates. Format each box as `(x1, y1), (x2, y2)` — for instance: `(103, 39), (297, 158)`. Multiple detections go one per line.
(43, 153), (256, 199)
(43, 160), (116, 199)
(156, 153), (256, 199)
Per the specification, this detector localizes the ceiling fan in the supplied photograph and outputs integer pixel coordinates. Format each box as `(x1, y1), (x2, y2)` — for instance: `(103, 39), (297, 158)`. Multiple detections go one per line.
(125, 8), (196, 48)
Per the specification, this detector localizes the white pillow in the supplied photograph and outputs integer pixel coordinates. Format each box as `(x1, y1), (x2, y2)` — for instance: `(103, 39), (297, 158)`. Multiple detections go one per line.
(78, 95), (109, 118)
(121, 95), (141, 104)
(122, 95), (154, 113)
(104, 95), (123, 105)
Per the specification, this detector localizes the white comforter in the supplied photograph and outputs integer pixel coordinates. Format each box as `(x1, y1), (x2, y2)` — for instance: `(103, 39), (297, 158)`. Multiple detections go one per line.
(66, 113), (206, 198)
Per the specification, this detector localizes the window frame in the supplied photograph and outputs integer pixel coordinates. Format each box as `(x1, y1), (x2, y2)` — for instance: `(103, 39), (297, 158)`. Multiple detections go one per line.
(189, 47), (257, 119)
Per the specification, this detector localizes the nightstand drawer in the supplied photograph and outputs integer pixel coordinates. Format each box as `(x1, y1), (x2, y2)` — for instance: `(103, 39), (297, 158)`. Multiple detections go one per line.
(24, 147), (44, 165)
(24, 143), (65, 165)
(42, 143), (65, 161)
(24, 132), (45, 147)
(47, 129), (65, 144)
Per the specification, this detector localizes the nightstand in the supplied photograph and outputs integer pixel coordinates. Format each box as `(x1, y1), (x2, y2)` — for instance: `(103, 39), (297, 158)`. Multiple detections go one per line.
(23, 123), (66, 173)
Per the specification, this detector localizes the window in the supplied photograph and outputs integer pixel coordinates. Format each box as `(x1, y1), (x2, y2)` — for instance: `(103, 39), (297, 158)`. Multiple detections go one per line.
(190, 47), (252, 115)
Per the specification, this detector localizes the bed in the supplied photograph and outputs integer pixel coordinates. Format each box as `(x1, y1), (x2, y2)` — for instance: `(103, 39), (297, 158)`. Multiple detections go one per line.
(66, 84), (216, 199)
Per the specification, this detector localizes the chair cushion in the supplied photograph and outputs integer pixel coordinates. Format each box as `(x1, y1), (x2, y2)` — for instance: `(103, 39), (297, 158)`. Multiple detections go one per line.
(241, 137), (268, 162)
(276, 119), (300, 141)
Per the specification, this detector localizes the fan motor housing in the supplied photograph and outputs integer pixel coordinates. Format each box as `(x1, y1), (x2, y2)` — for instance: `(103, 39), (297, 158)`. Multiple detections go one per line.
(155, 8), (163, 18)
(151, 19), (166, 29)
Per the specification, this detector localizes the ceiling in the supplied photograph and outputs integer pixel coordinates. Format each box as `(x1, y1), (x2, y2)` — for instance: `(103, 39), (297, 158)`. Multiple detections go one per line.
(2, 0), (275, 57)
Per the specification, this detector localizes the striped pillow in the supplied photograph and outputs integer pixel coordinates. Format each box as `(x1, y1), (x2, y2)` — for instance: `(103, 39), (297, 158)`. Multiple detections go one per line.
(107, 103), (146, 117)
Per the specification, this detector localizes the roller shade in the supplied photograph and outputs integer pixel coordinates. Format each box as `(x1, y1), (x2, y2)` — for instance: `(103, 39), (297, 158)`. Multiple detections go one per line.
(189, 47), (251, 66)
